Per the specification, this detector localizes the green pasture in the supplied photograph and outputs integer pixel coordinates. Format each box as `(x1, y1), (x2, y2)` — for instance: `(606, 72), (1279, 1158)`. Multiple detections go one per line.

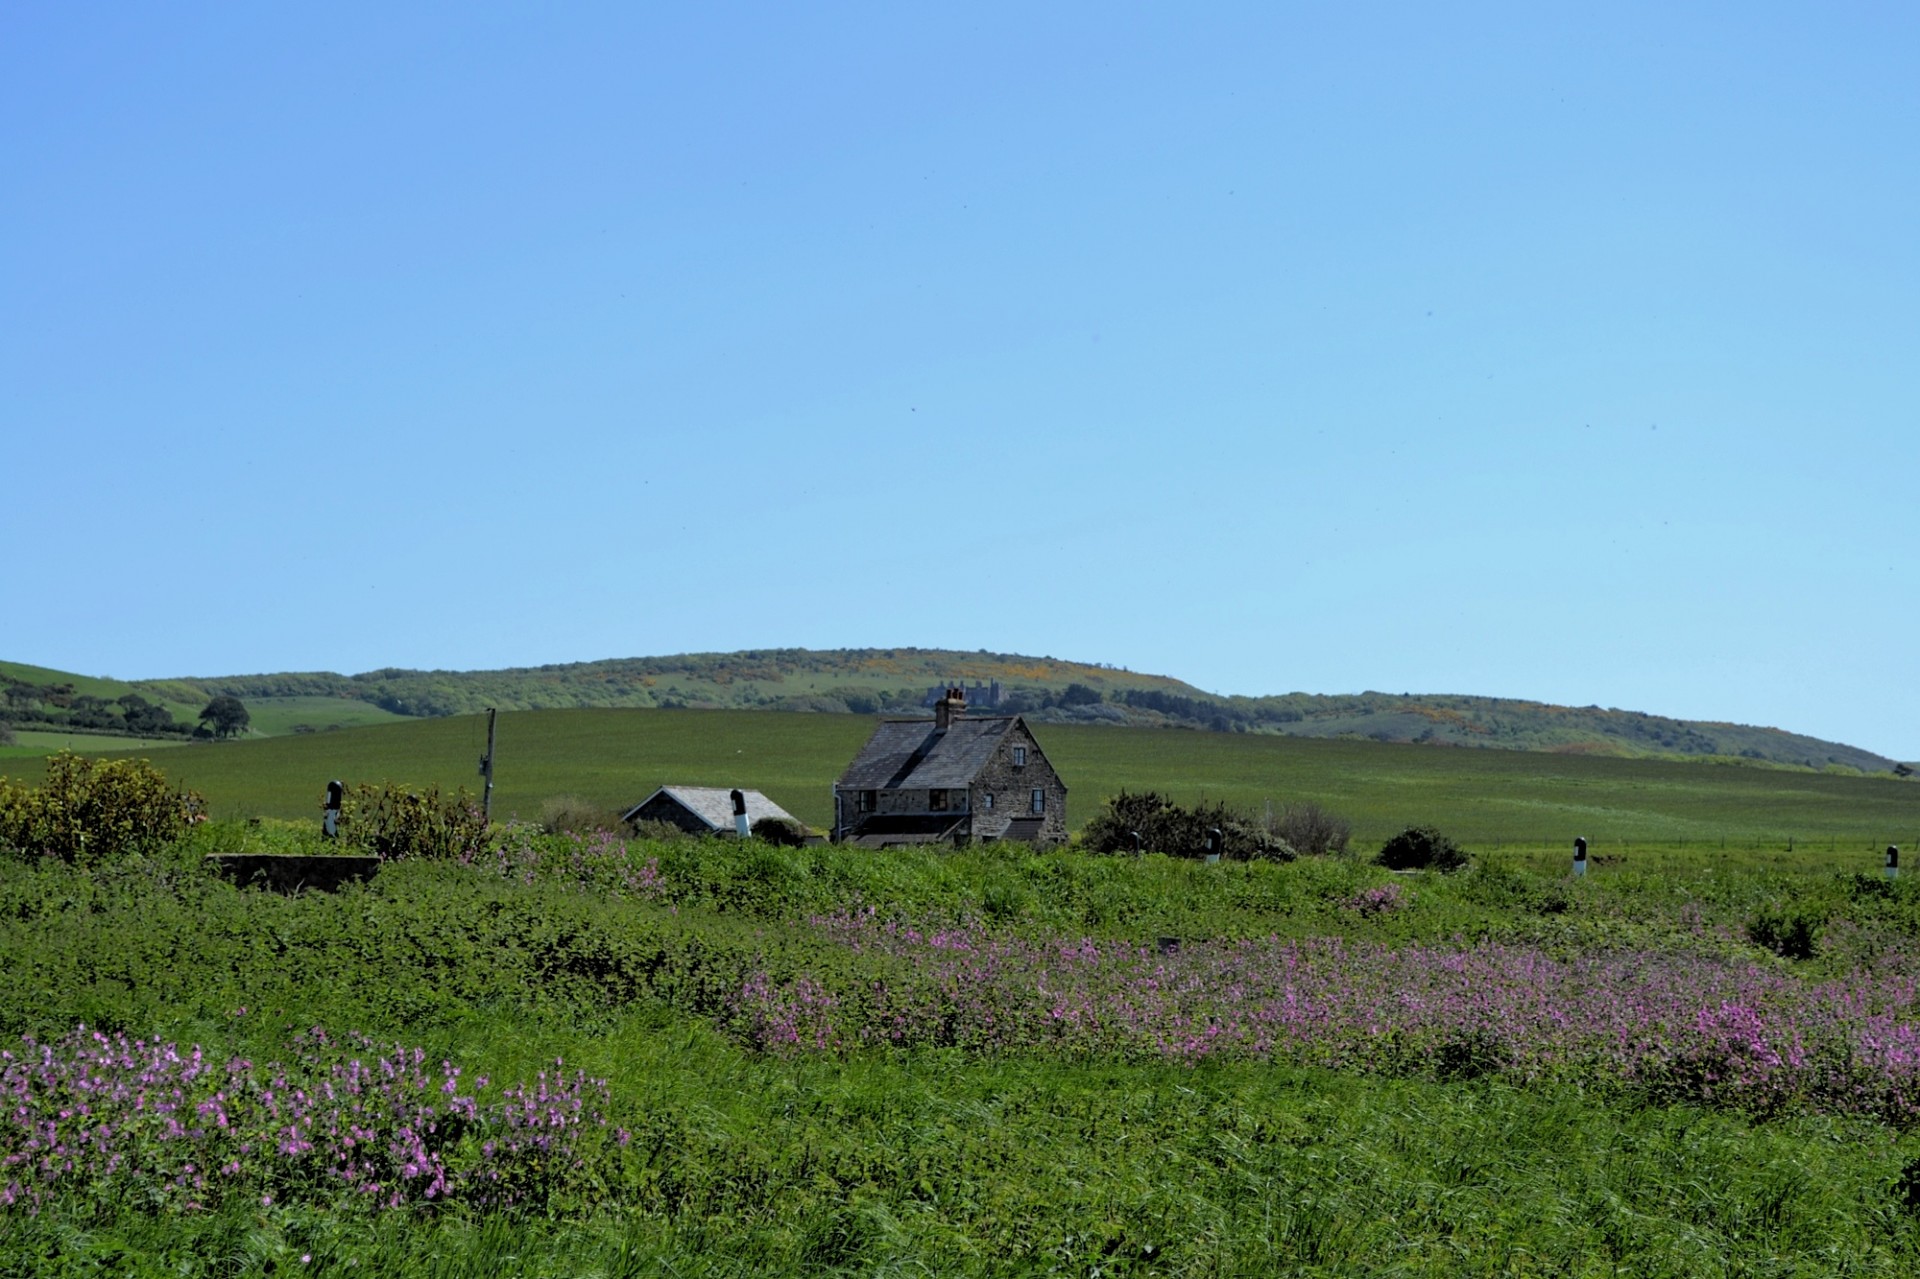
(0, 728), (191, 760)
(239, 695), (413, 736)
(10, 706), (1915, 848)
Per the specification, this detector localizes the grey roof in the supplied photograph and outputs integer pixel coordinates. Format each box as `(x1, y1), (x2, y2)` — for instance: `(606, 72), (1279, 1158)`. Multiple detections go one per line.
(835, 716), (1021, 790)
(621, 786), (797, 830)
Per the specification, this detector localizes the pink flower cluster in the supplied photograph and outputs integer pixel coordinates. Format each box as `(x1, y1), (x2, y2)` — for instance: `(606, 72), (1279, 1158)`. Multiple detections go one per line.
(1, 1026), (617, 1215)
(731, 909), (1920, 1124)
(1339, 883), (1406, 917)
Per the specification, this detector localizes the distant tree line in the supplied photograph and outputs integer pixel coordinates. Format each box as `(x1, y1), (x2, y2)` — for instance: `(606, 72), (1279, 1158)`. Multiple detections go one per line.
(1, 677), (191, 738)
(1, 676), (249, 741)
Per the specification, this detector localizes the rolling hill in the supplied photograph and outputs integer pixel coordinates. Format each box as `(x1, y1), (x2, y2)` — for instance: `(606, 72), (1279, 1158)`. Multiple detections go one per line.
(3, 649), (1908, 774)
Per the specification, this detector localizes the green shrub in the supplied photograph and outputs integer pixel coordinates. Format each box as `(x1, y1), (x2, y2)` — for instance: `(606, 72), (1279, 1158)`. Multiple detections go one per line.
(1748, 905), (1821, 960)
(629, 818), (694, 842)
(1081, 790), (1294, 861)
(339, 782), (487, 861)
(0, 751), (204, 864)
(540, 794), (619, 836)
(1269, 802), (1352, 856)
(751, 817), (808, 847)
(1375, 825), (1470, 873)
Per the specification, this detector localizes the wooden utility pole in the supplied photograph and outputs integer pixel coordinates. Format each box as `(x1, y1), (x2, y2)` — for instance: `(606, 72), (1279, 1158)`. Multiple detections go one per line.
(480, 707), (498, 824)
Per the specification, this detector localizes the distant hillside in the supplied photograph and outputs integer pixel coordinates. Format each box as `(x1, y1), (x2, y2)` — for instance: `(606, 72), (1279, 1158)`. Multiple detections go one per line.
(7, 646), (1886, 776)
(0, 659), (407, 743)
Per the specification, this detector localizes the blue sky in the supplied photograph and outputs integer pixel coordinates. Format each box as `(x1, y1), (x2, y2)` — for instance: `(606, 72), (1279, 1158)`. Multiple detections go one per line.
(4, 3), (1916, 759)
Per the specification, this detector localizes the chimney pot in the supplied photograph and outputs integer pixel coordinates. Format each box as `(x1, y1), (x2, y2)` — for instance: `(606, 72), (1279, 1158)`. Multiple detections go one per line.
(935, 686), (965, 731)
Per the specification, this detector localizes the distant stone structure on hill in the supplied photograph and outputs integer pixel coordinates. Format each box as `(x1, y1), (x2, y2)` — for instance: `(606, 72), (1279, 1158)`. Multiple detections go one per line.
(920, 679), (1004, 708)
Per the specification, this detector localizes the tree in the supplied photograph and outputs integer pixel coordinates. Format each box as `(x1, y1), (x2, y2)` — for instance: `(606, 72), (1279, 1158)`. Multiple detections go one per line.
(199, 695), (250, 739)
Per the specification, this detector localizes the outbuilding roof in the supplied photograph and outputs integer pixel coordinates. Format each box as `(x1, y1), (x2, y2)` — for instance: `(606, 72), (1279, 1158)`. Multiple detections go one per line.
(621, 785), (798, 831)
(835, 715), (1025, 790)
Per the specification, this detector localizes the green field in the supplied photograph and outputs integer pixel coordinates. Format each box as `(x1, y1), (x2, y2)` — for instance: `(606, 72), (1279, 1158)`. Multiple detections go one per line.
(237, 695), (414, 736)
(9, 814), (1920, 1274)
(10, 706), (1915, 849)
(0, 728), (192, 760)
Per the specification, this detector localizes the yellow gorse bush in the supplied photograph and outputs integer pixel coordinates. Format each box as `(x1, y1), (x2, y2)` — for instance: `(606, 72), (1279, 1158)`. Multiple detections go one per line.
(0, 751), (204, 864)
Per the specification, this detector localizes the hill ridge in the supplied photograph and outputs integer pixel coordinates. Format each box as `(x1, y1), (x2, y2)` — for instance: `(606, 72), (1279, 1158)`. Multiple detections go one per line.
(3, 649), (1907, 776)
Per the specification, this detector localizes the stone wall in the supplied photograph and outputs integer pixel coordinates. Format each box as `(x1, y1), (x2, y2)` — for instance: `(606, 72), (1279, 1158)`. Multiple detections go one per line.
(967, 721), (1068, 845)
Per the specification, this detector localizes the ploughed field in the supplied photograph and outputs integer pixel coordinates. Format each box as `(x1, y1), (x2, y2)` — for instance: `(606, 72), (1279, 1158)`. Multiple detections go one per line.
(8, 817), (1920, 1275)
(7, 706), (1915, 848)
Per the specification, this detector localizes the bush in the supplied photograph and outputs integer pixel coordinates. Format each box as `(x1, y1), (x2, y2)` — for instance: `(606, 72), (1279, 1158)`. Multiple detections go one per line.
(628, 818), (694, 843)
(0, 752), (204, 864)
(339, 782), (487, 862)
(752, 817), (809, 847)
(1375, 825), (1470, 873)
(540, 795), (620, 836)
(1748, 905), (1821, 960)
(1082, 791), (1294, 862)
(1268, 802), (1352, 856)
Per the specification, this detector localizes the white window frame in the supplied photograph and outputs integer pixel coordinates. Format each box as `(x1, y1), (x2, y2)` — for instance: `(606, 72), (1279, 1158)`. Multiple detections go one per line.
(1030, 788), (1045, 814)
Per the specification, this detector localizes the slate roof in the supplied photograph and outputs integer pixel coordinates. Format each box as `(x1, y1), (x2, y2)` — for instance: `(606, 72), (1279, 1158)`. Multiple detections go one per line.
(835, 716), (1021, 790)
(620, 786), (797, 831)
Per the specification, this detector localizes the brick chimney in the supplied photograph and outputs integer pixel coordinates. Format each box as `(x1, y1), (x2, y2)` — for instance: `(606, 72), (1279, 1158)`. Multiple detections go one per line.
(934, 685), (965, 731)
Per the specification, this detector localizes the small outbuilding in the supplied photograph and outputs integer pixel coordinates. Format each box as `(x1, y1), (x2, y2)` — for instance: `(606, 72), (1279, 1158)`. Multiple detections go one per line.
(621, 785), (799, 837)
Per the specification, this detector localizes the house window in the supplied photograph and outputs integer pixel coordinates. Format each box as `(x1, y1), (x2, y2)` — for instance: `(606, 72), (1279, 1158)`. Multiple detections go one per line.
(1012, 747), (1027, 767)
(929, 789), (948, 812)
(857, 790), (876, 813)
(982, 792), (994, 810)
(1031, 789), (1045, 814)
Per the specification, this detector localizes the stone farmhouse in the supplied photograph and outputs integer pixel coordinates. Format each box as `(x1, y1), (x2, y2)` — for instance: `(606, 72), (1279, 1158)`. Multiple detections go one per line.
(832, 688), (1068, 847)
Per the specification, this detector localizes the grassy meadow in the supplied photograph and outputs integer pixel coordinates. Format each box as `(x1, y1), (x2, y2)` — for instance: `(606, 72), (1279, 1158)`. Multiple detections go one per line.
(8, 813), (1920, 1275)
(0, 729), (194, 761)
(5, 706), (1914, 851)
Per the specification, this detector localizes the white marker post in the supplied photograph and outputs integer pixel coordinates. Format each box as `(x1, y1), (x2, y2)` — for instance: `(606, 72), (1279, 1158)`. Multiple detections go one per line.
(1204, 827), (1223, 865)
(1573, 836), (1588, 878)
(732, 789), (751, 840)
(323, 780), (344, 840)
(1888, 844), (1900, 882)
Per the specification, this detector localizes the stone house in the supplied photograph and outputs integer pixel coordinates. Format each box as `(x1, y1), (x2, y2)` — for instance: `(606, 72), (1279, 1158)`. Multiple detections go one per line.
(831, 688), (1068, 847)
(622, 785), (799, 836)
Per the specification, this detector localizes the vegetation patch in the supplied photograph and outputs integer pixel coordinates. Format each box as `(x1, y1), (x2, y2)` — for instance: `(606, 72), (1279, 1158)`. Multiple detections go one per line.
(6, 763), (1920, 1272)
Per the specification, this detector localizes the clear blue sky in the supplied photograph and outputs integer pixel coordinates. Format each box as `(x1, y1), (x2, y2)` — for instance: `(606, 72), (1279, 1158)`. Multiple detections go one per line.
(4, 3), (1916, 760)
